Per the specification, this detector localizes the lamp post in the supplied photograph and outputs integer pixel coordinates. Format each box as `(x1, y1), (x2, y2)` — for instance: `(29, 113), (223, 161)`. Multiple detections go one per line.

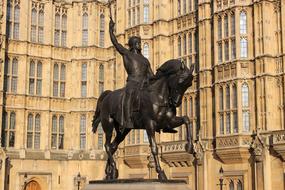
(217, 166), (225, 190)
(76, 172), (81, 190)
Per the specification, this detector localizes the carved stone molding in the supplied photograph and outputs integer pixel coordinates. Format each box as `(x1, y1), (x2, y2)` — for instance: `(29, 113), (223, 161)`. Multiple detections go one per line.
(250, 130), (267, 162)
(271, 130), (285, 161)
(123, 145), (150, 168)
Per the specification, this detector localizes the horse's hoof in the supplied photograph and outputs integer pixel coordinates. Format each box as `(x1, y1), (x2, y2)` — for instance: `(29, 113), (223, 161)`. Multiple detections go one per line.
(158, 171), (168, 181)
(185, 143), (194, 154)
(111, 169), (119, 179)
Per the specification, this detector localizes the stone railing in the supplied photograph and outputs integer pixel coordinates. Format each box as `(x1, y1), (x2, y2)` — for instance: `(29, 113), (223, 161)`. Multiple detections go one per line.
(161, 140), (187, 154)
(216, 134), (252, 148)
(124, 144), (150, 157)
(272, 130), (285, 145)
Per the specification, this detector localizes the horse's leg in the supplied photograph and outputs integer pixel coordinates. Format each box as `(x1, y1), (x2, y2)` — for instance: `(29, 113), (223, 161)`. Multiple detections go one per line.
(110, 127), (131, 155)
(146, 120), (167, 181)
(168, 116), (194, 154)
(101, 118), (117, 180)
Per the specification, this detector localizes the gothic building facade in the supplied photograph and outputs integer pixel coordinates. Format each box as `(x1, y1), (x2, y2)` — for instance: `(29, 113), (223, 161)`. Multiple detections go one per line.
(0, 0), (284, 190)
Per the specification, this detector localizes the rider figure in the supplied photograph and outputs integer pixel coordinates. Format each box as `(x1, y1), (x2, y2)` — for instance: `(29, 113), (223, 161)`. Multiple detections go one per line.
(109, 17), (177, 133)
(109, 17), (154, 130)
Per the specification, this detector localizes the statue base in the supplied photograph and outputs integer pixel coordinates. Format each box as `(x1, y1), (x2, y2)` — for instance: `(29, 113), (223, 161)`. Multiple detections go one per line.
(84, 179), (191, 190)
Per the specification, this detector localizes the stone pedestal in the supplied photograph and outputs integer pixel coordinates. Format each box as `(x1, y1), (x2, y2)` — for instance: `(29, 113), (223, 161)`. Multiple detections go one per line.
(84, 179), (191, 190)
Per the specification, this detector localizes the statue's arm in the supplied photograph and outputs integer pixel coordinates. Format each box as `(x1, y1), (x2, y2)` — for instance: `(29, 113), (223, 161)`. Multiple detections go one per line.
(109, 18), (128, 55)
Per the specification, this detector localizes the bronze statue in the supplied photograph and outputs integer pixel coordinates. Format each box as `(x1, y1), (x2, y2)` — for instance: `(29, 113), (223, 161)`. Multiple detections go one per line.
(91, 14), (195, 181)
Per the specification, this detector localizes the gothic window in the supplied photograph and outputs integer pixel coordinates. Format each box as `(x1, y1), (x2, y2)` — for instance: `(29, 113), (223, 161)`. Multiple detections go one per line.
(13, 5), (20, 39)
(29, 61), (35, 94)
(189, 97), (193, 117)
(61, 14), (67, 46)
(81, 63), (87, 97)
(82, 13), (88, 46)
(143, 130), (148, 143)
(183, 0), (187, 14)
(53, 64), (59, 97)
(226, 86), (230, 109)
(54, 13), (60, 46)
(36, 62), (42, 95)
(219, 87), (223, 111)
(233, 84), (238, 133)
(2, 112), (16, 147)
(178, 36), (182, 57)
(240, 11), (247, 34)
(27, 114), (41, 149)
(128, 10), (131, 27)
(58, 116), (64, 149)
(143, 43), (149, 59)
(29, 60), (42, 95)
(131, 130), (135, 144)
(220, 114), (224, 134)
(183, 34), (187, 55)
(237, 180), (243, 190)
(178, 0), (181, 16)
(243, 111), (250, 132)
(80, 115), (86, 149)
(189, 32), (192, 54)
(60, 64), (66, 97)
(231, 39), (236, 59)
(11, 58), (18, 93)
(226, 113), (231, 134)
(132, 8), (136, 26)
(232, 84), (237, 108)
(51, 115), (57, 149)
(99, 14), (105, 47)
(218, 43), (222, 63)
(231, 13), (235, 35)
(229, 181), (234, 190)
(225, 41), (229, 61)
(143, 1), (149, 23)
(136, 130), (140, 144)
(7, 2), (12, 38)
(137, 6), (140, 24)
(99, 64), (104, 95)
(38, 10), (44, 43)
(240, 38), (248, 58)
(31, 8), (37, 42)
(189, 0), (192, 12)
(218, 17), (222, 40)
(224, 14), (228, 37)
(184, 98), (188, 115)
(98, 124), (104, 149)
(242, 83), (249, 107)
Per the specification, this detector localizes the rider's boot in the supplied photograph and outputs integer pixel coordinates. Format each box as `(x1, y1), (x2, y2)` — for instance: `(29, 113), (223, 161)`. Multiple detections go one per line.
(123, 93), (134, 130)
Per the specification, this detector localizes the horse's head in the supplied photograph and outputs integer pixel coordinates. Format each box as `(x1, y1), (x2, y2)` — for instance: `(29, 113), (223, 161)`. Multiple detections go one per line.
(155, 59), (194, 107)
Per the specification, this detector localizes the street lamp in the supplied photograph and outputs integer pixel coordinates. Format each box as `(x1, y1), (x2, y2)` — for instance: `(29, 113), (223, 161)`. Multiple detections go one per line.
(76, 172), (81, 190)
(217, 166), (225, 190)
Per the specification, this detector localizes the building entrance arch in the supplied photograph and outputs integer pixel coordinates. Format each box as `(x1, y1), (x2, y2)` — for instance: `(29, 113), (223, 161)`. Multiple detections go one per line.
(25, 180), (41, 190)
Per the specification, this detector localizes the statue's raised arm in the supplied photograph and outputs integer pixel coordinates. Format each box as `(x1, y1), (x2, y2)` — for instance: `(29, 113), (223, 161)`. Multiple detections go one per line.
(109, 17), (128, 55)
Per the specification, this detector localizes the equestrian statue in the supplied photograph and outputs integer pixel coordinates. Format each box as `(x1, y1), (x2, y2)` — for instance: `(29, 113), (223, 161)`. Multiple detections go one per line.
(92, 14), (195, 181)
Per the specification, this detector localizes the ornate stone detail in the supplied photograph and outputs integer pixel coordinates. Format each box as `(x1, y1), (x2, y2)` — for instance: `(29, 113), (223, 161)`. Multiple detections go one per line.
(194, 140), (205, 165)
(271, 130), (285, 161)
(124, 145), (149, 168)
(250, 131), (265, 162)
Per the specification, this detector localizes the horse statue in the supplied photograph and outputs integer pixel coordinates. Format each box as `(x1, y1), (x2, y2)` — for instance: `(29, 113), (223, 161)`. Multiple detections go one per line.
(92, 59), (195, 181)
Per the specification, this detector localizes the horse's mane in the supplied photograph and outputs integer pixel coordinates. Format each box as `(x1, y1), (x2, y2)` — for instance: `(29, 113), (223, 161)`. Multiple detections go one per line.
(151, 59), (182, 82)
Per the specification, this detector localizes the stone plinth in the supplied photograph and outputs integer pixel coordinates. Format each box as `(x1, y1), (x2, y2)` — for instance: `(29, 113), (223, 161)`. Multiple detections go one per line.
(84, 179), (191, 190)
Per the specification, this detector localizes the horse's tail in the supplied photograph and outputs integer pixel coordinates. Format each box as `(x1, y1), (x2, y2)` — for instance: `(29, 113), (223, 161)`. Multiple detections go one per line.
(92, 90), (112, 133)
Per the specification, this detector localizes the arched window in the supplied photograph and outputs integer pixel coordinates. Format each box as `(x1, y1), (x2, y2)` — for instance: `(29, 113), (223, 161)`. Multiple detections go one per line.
(51, 115), (57, 149)
(61, 14), (67, 46)
(31, 8), (37, 42)
(184, 98), (188, 115)
(226, 86), (230, 110)
(34, 114), (41, 149)
(218, 17), (222, 40)
(99, 14), (105, 47)
(232, 84), (238, 133)
(231, 39), (236, 59)
(143, 0), (149, 23)
(226, 113), (231, 134)
(189, 32), (192, 54)
(29, 61), (35, 94)
(99, 64), (104, 95)
(58, 116), (64, 149)
(38, 10), (44, 43)
(224, 14), (228, 37)
(189, 97), (193, 117)
(82, 13), (88, 46)
(225, 40), (229, 61)
(178, 36), (182, 57)
(80, 115), (86, 149)
(54, 13), (60, 46)
(11, 58), (18, 93)
(143, 43), (149, 59)
(183, 34), (187, 55)
(229, 181), (234, 190)
(220, 114), (224, 135)
(183, 0), (186, 14)
(188, 0), (192, 12)
(7, 2), (12, 38)
(219, 87), (223, 111)
(53, 64), (59, 97)
(232, 84), (237, 108)
(81, 63), (87, 97)
(231, 13), (235, 35)
(240, 11), (247, 34)
(60, 64), (66, 97)
(240, 38), (248, 58)
(242, 83), (249, 107)
(13, 5), (20, 39)
(237, 180), (243, 190)
(218, 43), (222, 63)
(27, 114), (33, 148)
(178, 0), (181, 16)
(4, 112), (16, 147)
